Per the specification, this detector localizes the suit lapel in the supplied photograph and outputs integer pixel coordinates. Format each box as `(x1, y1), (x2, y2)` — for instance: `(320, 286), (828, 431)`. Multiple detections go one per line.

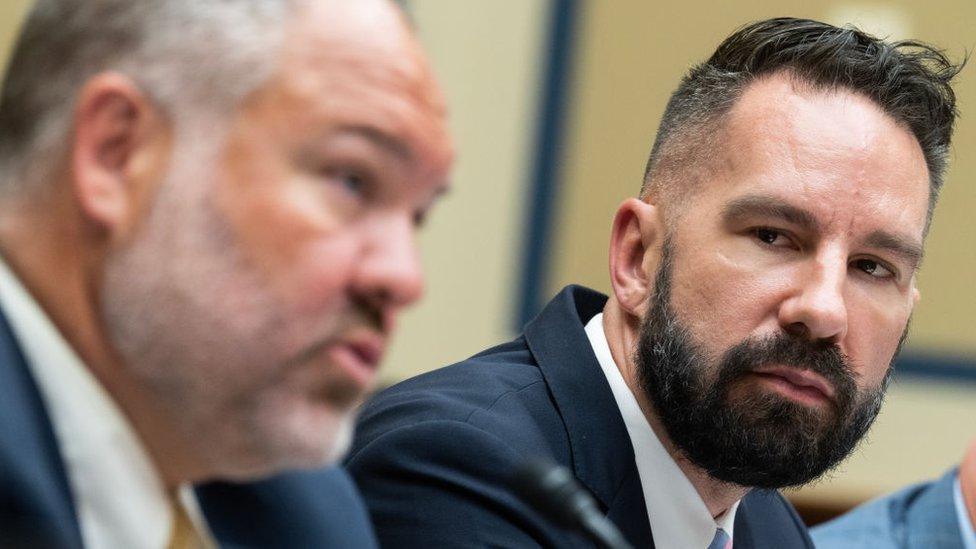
(524, 285), (654, 548)
(606, 463), (656, 548)
(0, 309), (84, 548)
(731, 495), (758, 547)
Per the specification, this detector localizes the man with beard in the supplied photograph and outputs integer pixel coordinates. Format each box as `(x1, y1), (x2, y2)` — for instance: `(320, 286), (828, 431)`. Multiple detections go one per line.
(346, 17), (963, 549)
(0, 0), (453, 547)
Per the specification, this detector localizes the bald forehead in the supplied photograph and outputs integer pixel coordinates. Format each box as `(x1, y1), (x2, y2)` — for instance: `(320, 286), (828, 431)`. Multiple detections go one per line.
(231, 0), (453, 183)
(289, 0), (412, 49)
(278, 0), (445, 115)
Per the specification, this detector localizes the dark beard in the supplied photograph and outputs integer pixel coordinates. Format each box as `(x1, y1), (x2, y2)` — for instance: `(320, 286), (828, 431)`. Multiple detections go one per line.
(635, 239), (894, 489)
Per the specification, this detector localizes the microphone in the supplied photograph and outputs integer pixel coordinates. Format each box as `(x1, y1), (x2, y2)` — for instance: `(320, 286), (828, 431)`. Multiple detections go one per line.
(512, 459), (634, 549)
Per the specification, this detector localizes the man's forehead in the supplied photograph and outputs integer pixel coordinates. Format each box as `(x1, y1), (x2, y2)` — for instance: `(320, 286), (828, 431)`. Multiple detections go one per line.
(741, 76), (925, 172)
(723, 77), (926, 186)
(283, 0), (420, 69)
(693, 73), (932, 240)
(728, 74), (905, 148)
(274, 0), (447, 118)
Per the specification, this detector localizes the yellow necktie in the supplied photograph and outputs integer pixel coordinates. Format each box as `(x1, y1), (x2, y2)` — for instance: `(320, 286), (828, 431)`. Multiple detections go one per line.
(166, 495), (211, 549)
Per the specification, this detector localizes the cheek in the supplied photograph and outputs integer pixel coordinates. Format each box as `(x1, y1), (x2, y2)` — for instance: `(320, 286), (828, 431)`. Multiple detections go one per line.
(279, 236), (361, 316)
(846, 290), (911, 386)
(670, 248), (791, 349)
(247, 235), (363, 364)
(214, 165), (364, 311)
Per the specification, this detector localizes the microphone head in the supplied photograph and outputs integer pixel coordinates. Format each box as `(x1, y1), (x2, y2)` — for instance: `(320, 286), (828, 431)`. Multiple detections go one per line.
(511, 458), (599, 528)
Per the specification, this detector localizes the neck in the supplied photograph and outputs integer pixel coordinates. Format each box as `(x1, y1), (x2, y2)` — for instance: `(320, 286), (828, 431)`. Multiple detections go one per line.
(602, 298), (748, 518)
(0, 194), (206, 489)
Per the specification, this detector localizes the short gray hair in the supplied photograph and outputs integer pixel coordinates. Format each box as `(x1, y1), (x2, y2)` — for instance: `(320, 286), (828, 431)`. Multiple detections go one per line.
(0, 0), (301, 194)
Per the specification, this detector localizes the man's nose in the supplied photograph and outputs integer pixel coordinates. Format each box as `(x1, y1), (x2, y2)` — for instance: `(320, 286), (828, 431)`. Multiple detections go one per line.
(352, 214), (425, 316)
(777, 256), (848, 343)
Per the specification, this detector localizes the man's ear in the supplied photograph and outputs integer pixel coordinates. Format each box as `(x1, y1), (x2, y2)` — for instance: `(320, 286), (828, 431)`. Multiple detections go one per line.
(608, 197), (663, 316)
(71, 72), (171, 239)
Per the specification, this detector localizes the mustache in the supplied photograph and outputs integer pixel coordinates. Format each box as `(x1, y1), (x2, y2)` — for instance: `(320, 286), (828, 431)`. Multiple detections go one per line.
(715, 333), (858, 411)
(346, 297), (386, 334)
(281, 300), (385, 369)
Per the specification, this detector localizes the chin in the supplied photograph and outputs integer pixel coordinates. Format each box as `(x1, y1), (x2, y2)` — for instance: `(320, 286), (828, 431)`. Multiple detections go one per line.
(210, 401), (357, 481)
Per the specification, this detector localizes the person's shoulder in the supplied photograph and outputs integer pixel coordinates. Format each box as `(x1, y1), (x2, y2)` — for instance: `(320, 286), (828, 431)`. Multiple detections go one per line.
(810, 488), (902, 549)
(344, 336), (584, 547)
(811, 470), (960, 549)
(810, 482), (933, 548)
(353, 335), (552, 449)
(198, 467), (378, 548)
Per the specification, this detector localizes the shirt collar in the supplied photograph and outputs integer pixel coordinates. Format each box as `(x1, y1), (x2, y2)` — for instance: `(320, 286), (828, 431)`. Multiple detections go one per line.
(0, 257), (213, 548)
(585, 312), (739, 549)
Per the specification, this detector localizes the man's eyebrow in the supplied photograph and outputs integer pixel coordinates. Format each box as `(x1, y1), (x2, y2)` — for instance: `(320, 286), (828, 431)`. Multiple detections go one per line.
(336, 124), (413, 162)
(864, 230), (924, 271)
(721, 195), (820, 232)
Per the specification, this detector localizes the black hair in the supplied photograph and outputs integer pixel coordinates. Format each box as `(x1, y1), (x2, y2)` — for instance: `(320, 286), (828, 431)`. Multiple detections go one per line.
(643, 17), (965, 216)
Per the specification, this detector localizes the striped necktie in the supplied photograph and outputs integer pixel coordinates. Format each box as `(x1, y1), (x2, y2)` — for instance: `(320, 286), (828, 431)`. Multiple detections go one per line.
(707, 527), (732, 549)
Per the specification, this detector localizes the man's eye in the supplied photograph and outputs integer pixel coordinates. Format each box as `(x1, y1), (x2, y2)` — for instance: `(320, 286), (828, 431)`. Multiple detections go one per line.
(754, 227), (787, 246)
(852, 258), (895, 279)
(337, 172), (366, 194)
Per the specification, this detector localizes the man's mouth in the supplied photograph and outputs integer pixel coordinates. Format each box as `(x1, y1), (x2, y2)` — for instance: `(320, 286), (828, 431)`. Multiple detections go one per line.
(345, 335), (383, 371)
(327, 330), (386, 388)
(750, 366), (836, 406)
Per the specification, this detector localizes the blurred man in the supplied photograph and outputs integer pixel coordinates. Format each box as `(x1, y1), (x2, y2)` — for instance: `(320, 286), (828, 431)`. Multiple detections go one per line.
(346, 18), (963, 548)
(813, 437), (976, 548)
(0, 0), (453, 547)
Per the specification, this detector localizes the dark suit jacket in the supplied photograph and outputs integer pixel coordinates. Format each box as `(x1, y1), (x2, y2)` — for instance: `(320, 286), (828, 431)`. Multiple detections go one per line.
(812, 469), (965, 549)
(0, 308), (377, 548)
(347, 285), (814, 548)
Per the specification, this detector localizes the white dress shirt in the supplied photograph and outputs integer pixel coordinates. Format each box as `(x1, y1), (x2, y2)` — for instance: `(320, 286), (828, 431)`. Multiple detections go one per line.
(0, 258), (213, 549)
(585, 313), (739, 549)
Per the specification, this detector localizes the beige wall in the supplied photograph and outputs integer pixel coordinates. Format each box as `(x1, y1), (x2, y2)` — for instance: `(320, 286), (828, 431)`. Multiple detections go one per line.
(551, 1), (976, 505)
(0, 1), (30, 65)
(383, 0), (549, 382)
